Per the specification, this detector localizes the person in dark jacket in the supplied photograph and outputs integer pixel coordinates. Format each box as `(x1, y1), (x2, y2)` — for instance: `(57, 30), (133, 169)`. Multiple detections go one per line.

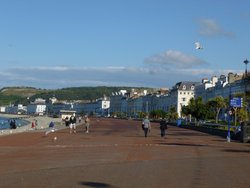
(65, 116), (69, 127)
(160, 119), (168, 138)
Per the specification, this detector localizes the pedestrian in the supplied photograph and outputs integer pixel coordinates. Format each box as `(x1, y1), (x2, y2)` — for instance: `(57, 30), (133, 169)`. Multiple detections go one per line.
(12, 120), (16, 129)
(65, 116), (69, 127)
(142, 116), (151, 137)
(78, 116), (82, 124)
(84, 115), (90, 133)
(9, 119), (16, 129)
(9, 119), (14, 129)
(45, 121), (55, 136)
(69, 114), (77, 134)
(160, 119), (168, 138)
(31, 121), (36, 129)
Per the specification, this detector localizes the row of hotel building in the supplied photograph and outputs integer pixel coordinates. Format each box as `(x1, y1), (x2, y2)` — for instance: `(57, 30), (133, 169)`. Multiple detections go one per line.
(1, 72), (249, 119)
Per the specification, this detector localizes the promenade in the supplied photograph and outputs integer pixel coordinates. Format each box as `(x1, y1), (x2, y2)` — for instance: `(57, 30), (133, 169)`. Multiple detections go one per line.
(0, 118), (249, 188)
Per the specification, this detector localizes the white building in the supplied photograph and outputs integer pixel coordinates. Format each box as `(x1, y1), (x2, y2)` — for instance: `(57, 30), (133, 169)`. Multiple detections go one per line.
(95, 96), (110, 116)
(5, 104), (27, 114)
(195, 76), (218, 102)
(169, 81), (197, 117)
(27, 104), (46, 115)
(0, 106), (6, 113)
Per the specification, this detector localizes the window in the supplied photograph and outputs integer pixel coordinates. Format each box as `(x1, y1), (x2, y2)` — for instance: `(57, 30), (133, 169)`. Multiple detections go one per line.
(182, 98), (186, 102)
(183, 85), (186, 90)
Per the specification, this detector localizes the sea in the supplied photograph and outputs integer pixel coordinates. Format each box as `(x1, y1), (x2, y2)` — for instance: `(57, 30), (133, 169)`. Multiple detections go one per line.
(0, 116), (30, 130)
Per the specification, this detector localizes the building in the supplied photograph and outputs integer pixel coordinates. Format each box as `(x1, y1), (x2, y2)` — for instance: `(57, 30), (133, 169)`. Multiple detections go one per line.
(95, 96), (110, 116)
(110, 90), (128, 115)
(27, 98), (46, 115)
(5, 104), (27, 114)
(169, 81), (197, 117)
(60, 110), (76, 120)
(195, 73), (247, 102)
(27, 104), (46, 115)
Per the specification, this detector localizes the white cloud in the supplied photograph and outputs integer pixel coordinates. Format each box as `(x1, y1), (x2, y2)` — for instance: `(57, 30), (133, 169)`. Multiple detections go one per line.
(144, 50), (206, 68)
(0, 66), (243, 89)
(197, 18), (235, 38)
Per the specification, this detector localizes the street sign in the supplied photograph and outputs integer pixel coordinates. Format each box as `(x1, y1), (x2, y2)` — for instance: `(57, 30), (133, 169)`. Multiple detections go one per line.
(230, 97), (243, 108)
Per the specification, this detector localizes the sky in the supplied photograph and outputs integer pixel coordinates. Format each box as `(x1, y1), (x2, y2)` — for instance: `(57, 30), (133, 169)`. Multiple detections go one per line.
(0, 0), (249, 89)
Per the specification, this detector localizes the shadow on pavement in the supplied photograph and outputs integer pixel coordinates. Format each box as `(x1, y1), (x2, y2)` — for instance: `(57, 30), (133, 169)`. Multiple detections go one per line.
(79, 181), (115, 188)
(158, 142), (208, 147)
(222, 149), (250, 153)
(168, 132), (209, 137)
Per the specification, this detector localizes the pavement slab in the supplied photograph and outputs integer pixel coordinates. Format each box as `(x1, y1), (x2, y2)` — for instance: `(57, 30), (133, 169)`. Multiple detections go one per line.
(0, 118), (249, 188)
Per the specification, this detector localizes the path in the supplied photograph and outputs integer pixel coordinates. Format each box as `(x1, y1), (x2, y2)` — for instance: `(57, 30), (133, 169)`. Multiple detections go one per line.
(0, 118), (249, 188)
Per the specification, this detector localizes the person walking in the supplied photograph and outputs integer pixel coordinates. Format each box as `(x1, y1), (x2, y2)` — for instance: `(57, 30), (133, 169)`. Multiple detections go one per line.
(84, 115), (90, 133)
(142, 116), (151, 137)
(65, 116), (70, 127)
(69, 114), (77, 134)
(160, 119), (168, 138)
(78, 116), (82, 124)
(45, 121), (55, 136)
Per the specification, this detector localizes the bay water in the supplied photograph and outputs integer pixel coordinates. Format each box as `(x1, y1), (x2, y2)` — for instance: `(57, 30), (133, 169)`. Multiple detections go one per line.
(0, 116), (29, 130)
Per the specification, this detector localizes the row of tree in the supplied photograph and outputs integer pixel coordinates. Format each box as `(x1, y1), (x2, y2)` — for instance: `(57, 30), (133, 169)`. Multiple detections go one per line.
(181, 96), (247, 125)
(118, 96), (248, 126)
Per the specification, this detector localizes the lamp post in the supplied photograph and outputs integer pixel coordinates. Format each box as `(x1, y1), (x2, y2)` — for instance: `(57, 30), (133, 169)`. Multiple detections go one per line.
(227, 84), (232, 142)
(243, 59), (249, 122)
(244, 59), (249, 76)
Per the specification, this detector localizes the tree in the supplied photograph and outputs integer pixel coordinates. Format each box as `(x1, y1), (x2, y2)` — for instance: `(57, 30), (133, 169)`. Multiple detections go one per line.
(187, 97), (208, 123)
(207, 96), (226, 123)
(181, 105), (191, 122)
(150, 109), (166, 119)
(166, 106), (178, 122)
(194, 97), (208, 121)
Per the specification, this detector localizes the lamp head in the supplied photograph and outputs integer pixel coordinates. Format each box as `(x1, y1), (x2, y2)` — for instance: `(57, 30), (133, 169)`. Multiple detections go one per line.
(244, 59), (249, 65)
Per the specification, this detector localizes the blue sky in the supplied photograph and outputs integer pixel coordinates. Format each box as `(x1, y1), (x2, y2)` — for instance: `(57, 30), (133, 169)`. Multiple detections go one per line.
(0, 0), (249, 89)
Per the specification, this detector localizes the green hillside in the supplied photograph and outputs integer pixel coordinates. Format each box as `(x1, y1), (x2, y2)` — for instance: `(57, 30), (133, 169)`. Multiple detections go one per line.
(0, 86), (154, 105)
(0, 87), (47, 105)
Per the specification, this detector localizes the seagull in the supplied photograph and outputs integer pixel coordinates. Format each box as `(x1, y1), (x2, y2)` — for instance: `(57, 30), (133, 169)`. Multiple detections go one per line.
(195, 42), (203, 50)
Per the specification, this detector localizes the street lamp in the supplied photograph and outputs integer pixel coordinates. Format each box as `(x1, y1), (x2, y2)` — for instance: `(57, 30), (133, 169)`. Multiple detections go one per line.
(244, 59), (249, 76)
(242, 59), (249, 142)
(243, 59), (249, 121)
(227, 84), (232, 142)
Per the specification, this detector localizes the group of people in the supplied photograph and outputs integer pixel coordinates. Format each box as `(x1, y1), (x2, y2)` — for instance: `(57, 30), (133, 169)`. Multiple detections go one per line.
(45, 114), (91, 136)
(46, 114), (167, 138)
(64, 114), (90, 134)
(9, 119), (17, 129)
(142, 116), (168, 138)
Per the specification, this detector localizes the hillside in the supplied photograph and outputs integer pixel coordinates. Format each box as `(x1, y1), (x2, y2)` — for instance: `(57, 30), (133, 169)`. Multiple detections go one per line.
(0, 86), (154, 105)
(0, 87), (46, 105)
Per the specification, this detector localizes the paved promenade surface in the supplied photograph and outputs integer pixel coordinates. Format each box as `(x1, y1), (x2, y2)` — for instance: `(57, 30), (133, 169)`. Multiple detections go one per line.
(0, 118), (249, 188)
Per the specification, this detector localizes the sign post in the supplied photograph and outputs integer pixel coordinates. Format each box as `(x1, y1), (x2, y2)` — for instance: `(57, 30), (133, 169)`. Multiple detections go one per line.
(228, 97), (243, 142)
(227, 110), (232, 142)
(230, 97), (243, 108)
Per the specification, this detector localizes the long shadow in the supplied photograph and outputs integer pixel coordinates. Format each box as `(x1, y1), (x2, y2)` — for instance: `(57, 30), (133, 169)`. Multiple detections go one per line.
(79, 181), (115, 188)
(222, 149), (250, 153)
(168, 132), (209, 136)
(158, 142), (208, 147)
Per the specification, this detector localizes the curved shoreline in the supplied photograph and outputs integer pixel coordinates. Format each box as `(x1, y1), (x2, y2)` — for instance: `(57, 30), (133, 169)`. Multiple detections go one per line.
(0, 114), (64, 136)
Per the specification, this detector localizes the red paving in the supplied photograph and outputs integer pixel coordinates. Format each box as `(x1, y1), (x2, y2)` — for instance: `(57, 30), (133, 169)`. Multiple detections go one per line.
(0, 118), (250, 188)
